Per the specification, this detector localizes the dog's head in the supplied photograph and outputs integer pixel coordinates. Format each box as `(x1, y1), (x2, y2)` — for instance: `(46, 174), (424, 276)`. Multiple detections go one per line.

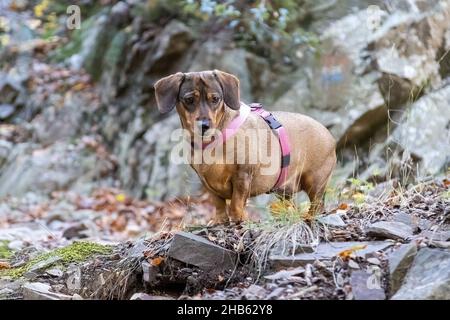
(154, 70), (240, 137)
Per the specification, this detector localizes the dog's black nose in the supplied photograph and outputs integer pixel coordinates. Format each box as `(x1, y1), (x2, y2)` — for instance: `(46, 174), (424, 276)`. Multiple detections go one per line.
(197, 118), (211, 136)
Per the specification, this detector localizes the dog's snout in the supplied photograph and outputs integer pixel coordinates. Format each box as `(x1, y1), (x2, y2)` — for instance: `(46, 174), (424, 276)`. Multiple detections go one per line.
(196, 118), (211, 136)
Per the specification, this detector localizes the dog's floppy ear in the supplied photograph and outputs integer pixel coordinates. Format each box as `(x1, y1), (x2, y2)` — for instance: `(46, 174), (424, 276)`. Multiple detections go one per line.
(213, 70), (240, 110)
(154, 72), (185, 114)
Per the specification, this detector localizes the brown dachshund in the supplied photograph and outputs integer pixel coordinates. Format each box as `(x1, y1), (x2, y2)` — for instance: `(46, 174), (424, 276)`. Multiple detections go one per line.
(154, 70), (336, 224)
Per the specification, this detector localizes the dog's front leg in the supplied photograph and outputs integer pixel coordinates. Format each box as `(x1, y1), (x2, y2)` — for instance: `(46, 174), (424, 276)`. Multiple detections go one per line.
(229, 172), (251, 223)
(209, 192), (229, 224)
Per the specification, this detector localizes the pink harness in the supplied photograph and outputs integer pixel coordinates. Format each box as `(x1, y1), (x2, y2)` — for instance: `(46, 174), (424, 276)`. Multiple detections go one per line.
(200, 103), (291, 191)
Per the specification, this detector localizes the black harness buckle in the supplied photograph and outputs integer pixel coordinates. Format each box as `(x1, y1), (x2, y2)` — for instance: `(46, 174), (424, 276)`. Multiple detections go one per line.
(263, 114), (282, 130)
(281, 154), (290, 168)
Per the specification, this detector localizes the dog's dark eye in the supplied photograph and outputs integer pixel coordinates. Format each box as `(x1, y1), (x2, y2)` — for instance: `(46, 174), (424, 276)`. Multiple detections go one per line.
(211, 96), (220, 104)
(184, 97), (194, 105)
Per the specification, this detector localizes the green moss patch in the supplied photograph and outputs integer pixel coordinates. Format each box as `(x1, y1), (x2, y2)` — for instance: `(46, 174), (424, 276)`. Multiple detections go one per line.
(0, 240), (12, 260)
(1, 241), (112, 279)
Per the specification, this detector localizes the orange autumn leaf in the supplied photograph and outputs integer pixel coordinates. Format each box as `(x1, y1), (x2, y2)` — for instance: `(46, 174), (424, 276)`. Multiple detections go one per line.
(337, 244), (367, 260)
(443, 179), (450, 187)
(72, 82), (89, 91)
(0, 261), (11, 269)
(338, 203), (349, 210)
(150, 257), (164, 266)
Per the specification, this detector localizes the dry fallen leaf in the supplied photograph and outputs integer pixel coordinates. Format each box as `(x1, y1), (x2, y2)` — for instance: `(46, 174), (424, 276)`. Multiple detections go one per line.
(110, 214), (127, 232)
(0, 261), (11, 269)
(338, 203), (349, 210)
(72, 82), (89, 91)
(443, 179), (450, 187)
(338, 244), (367, 260)
(150, 257), (164, 266)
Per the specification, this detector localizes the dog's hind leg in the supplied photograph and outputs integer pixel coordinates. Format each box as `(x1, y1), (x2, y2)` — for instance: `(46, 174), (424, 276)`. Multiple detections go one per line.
(303, 158), (335, 221)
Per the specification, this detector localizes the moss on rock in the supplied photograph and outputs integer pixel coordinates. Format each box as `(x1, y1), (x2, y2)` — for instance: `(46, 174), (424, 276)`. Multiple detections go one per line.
(1, 241), (112, 279)
(0, 240), (12, 260)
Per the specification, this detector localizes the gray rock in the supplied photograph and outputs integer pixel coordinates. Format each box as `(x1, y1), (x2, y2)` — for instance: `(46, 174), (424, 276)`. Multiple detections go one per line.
(0, 75), (22, 104)
(33, 94), (85, 145)
(130, 292), (173, 300)
(429, 241), (450, 249)
(420, 230), (450, 242)
(242, 284), (267, 300)
(388, 243), (417, 295)
(72, 294), (84, 300)
(7, 240), (24, 251)
(348, 259), (360, 269)
(266, 287), (285, 300)
(318, 213), (347, 227)
(392, 248), (450, 299)
(274, 2), (450, 151)
(366, 221), (413, 240)
(142, 260), (158, 284)
(270, 242), (315, 256)
(0, 104), (16, 119)
(0, 141), (115, 197)
(392, 212), (419, 232)
(22, 282), (73, 300)
(24, 256), (61, 279)
(0, 288), (14, 297)
(110, 1), (130, 26)
(367, 257), (381, 265)
(264, 266), (305, 281)
(270, 241), (393, 269)
(389, 85), (450, 175)
(62, 223), (88, 240)
(46, 268), (64, 278)
(121, 114), (200, 200)
(168, 231), (237, 271)
(66, 266), (82, 292)
(350, 270), (386, 300)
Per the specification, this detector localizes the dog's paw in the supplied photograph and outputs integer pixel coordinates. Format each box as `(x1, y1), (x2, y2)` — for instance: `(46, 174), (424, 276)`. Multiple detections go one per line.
(229, 210), (248, 224)
(208, 217), (229, 226)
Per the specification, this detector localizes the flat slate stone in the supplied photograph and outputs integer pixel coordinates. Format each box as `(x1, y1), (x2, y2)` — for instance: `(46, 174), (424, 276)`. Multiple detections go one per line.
(24, 256), (61, 279)
(269, 241), (393, 269)
(130, 293), (173, 300)
(167, 231), (237, 271)
(270, 242), (315, 256)
(0, 104), (16, 119)
(318, 213), (347, 227)
(366, 221), (413, 240)
(392, 212), (419, 232)
(22, 282), (73, 300)
(420, 230), (450, 241)
(350, 270), (386, 300)
(392, 248), (450, 299)
(388, 243), (417, 295)
(264, 266), (305, 280)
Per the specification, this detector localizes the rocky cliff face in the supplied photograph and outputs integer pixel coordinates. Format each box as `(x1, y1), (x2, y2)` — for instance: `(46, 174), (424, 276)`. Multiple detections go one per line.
(0, 0), (449, 201)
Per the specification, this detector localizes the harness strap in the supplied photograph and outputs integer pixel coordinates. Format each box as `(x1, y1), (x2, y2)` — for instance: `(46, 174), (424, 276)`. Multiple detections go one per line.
(250, 103), (291, 190)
